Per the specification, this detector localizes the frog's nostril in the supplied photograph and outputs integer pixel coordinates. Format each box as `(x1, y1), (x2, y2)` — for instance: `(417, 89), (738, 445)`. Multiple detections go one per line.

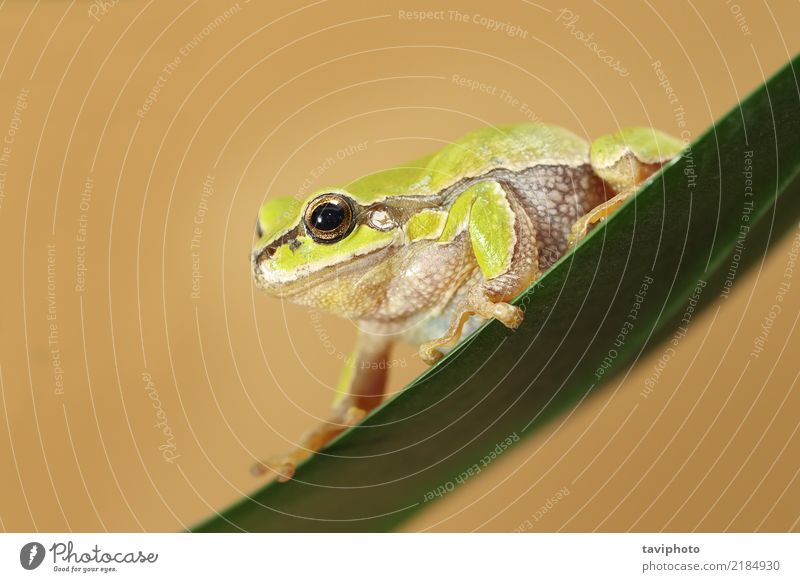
(256, 246), (276, 267)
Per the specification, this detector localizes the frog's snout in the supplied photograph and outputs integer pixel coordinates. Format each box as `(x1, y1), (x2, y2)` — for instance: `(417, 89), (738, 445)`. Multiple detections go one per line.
(251, 245), (275, 287)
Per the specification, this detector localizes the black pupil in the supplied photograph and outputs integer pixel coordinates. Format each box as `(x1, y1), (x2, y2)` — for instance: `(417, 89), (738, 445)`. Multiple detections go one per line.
(311, 202), (346, 231)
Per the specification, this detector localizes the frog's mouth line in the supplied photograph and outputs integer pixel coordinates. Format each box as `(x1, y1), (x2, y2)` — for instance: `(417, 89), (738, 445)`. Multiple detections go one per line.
(251, 240), (398, 299)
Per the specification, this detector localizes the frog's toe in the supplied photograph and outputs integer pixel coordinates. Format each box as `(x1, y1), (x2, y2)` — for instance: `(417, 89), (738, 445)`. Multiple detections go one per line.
(342, 405), (367, 426)
(419, 343), (444, 365)
(568, 221), (589, 247)
(251, 456), (296, 482)
(492, 302), (523, 329)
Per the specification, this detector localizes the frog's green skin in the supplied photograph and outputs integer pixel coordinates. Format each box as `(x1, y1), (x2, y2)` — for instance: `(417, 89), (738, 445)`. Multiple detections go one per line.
(251, 123), (683, 481)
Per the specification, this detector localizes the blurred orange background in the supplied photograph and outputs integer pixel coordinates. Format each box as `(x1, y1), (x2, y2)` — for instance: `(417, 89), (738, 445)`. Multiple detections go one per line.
(0, 0), (798, 532)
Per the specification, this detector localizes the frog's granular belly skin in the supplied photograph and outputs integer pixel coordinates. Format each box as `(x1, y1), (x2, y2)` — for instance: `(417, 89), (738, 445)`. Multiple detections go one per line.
(505, 164), (608, 270)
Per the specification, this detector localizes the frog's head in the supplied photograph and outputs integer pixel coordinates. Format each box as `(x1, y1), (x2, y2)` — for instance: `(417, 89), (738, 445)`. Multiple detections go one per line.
(252, 189), (402, 310)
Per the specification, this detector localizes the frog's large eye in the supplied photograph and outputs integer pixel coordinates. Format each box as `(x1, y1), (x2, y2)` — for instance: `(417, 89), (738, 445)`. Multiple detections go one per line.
(304, 193), (355, 243)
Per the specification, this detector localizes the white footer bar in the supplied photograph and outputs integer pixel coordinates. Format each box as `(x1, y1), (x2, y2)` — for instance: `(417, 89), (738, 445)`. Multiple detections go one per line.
(1, 533), (797, 581)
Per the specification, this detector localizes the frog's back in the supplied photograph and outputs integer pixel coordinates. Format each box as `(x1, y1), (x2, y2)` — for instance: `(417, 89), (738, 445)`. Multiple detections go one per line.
(344, 123), (590, 203)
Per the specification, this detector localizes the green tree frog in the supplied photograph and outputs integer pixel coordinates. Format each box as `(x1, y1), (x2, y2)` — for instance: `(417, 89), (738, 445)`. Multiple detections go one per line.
(251, 123), (683, 480)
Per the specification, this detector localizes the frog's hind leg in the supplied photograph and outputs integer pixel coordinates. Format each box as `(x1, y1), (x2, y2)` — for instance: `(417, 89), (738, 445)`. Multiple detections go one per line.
(252, 331), (391, 481)
(419, 180), (540, 364)
(568, 127), (684, 245)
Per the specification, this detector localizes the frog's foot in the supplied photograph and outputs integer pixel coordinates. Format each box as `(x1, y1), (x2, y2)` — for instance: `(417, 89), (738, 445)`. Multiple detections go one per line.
(570, 127), (684, 247)
(252, 405), (366, 482)
(251, 453), (302, 482)
(419, 288), (524, 365)
(567, 197), (627, 246)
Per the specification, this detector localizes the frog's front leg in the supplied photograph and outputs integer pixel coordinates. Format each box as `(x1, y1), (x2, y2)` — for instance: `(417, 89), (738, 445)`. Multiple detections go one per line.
(568, 127), (684, 245)
(253, 331), (391, 481)
(419, 180), (540, 364)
